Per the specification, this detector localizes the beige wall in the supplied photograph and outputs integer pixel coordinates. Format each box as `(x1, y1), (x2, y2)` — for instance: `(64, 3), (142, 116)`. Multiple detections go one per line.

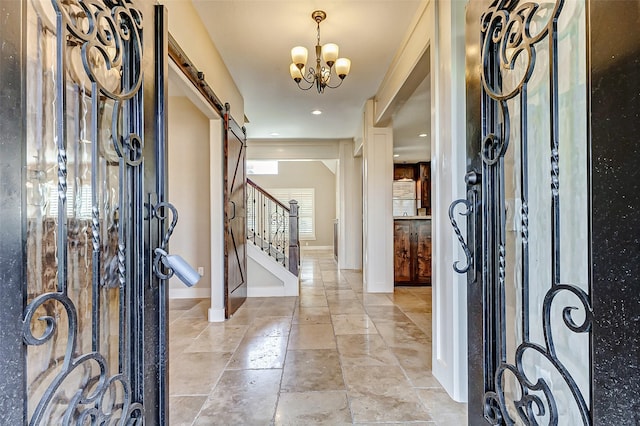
(168, 96), (211, 294)
(160, 0), (244, 125)
(250, 161), (336, 247)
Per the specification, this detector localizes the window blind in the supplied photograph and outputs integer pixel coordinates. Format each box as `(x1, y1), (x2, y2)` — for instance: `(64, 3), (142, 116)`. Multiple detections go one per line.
(267, 188), (315, 240)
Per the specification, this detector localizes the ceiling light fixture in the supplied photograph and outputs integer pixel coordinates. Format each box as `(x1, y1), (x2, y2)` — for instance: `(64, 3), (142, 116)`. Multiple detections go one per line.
(289, 10), (351, 94)
(311, 109), (322, 115)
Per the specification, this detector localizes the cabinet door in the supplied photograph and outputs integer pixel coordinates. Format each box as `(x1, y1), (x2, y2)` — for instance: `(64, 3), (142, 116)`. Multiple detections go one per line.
(394, 164), (417, 180)
(393, 221), (412, 283)
(414, 220), (432, 284)
(419, 162), (431, 214)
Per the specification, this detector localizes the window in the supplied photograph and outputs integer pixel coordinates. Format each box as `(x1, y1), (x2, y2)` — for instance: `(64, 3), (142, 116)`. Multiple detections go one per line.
(47, 184), (93, 219)
(247, 160), (278, 175)
(268, 188), (315, 240)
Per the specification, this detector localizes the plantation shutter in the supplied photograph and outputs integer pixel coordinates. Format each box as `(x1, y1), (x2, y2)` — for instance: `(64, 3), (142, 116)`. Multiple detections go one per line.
(268, 188), (315, 240)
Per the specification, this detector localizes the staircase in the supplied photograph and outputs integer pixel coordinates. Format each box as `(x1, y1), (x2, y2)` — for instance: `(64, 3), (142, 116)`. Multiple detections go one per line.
(246, 179), (300, 297)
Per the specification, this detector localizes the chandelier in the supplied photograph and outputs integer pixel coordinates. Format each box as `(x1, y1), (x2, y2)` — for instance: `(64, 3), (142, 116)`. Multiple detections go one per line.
(289, 10), (351, 93)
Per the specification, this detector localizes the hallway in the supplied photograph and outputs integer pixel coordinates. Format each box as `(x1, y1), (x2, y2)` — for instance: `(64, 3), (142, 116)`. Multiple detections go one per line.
(168, 250), (467, 425)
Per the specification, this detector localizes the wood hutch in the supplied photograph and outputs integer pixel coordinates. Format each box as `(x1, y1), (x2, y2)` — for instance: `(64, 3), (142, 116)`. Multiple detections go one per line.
(393, 162), (432, 286)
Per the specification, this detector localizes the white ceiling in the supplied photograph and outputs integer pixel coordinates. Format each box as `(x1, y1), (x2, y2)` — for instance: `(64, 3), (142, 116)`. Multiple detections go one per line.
(392, 74), (431, 163)
(191, 0), (424, 142)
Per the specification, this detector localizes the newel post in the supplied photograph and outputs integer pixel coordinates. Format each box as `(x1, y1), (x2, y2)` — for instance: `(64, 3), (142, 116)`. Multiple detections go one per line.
(288, 200), (299, 276)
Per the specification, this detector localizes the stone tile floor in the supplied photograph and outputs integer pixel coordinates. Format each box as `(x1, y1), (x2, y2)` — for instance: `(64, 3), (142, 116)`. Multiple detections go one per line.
(169, 250), (467, 425)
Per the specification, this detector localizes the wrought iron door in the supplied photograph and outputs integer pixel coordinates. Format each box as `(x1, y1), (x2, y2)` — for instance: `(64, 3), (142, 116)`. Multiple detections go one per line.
(0, 0), (168, 423)
(452, 0), (592, 424)
(224, 105), (247, 317)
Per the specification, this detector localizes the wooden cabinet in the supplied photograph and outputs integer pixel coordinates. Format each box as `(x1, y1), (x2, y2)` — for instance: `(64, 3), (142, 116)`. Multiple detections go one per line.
(418, 162), (431, 215)
(393, 164), (417, 180)
(393, 219), (431, 285)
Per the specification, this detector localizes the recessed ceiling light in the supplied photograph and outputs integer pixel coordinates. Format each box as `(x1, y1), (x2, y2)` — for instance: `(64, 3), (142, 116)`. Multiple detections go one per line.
(269, 132), (280, 137)
(393, 154), (400, 158)
(419, 133), (428, 138)
(311, 109), (322, 115)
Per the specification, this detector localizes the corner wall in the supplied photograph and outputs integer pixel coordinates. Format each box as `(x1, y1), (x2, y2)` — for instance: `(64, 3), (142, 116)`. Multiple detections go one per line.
(338, 140), (363, 270)
(167, 96), (211, 298)
(429, 0), (468, 402)
(371, 0), (469, 402)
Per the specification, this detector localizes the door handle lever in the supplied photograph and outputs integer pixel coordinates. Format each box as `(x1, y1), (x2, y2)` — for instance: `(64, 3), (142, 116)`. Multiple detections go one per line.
(449, 198), (473, 274)
(151, 201), (201, 287)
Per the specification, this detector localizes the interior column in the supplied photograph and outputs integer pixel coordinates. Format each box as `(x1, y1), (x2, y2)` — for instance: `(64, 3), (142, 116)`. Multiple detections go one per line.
(362, 100), (394, 293)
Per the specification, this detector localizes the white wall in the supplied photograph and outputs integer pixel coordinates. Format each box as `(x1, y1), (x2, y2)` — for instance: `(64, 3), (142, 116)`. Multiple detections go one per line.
(430, 0), (468, 403)
(338, 140), (363, 270)
(167, 96), (211, 298)
(362, 100), (394, 293)
(249, 161), (337, 248)
(370, 0), (469, 402)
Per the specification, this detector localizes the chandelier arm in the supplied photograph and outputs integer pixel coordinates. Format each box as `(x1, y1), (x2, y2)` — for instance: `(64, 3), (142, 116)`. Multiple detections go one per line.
(299, 73), (316, 85)
(296, 80), (316, 91)
(324, 77), (345, 89)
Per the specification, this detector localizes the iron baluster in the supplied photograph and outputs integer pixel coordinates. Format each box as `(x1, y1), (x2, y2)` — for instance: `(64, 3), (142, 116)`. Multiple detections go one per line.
(245, 179), (296, 274)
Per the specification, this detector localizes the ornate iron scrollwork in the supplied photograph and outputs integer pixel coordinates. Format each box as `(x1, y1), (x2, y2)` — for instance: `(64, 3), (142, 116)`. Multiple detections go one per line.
(483, 283), (592, 425)
(23, 293), (144, 425)
(477, 0), (593, 424)
(24, 0), (147, 423)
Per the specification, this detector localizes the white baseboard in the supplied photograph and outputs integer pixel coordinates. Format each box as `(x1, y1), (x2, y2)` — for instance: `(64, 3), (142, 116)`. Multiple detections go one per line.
(169, 287), (210, 299)
(208, 307), (226, 322)
(300, 245), (333, 251)
(248, 286), (286, 297)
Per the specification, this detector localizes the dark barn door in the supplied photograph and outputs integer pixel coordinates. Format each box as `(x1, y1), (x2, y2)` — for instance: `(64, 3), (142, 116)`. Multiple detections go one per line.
(456, 0), (640, 424)
(223, 105), (247, 317)
(0, 1), (169, 424)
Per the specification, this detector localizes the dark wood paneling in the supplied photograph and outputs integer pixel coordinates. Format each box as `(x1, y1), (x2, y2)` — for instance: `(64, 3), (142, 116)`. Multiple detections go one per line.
(414, 220), (432, 283)
(393, 164), (417, 180)
(393, 219), (431, 285)
(590, 0), (640, 422)
(418, 162), (431, 215)
(393, 221), (412, 283)
(224, 107), (247, 317)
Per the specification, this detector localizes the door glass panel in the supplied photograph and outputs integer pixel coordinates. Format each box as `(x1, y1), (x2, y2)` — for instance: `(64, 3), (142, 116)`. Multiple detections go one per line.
(479, 0), (590, 424)
(24, 0), (142, 422)
(554, 0), (589, 418)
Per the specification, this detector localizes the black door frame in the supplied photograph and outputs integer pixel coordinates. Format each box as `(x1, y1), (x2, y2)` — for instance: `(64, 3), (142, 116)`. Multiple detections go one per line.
(0, 2), (28, 423)
(589, 1), (640, 422)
